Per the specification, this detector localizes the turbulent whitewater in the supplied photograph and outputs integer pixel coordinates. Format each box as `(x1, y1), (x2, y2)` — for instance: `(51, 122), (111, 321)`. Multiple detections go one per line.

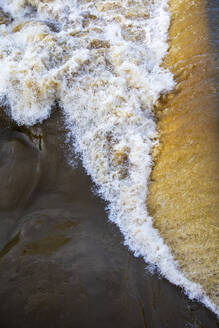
(0, 0), (217, 315)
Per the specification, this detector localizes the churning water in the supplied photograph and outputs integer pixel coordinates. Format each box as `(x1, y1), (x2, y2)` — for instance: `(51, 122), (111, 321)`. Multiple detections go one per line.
(0, 0), (218, 316)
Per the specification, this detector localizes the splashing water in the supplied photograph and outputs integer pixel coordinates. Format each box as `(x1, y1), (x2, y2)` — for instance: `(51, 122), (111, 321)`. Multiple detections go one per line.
(0, 0), (218, 316)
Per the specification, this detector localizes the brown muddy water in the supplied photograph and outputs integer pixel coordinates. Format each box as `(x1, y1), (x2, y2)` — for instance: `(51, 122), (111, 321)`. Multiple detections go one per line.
(0, 1), (218, 328)
(148, 0), (219, 312)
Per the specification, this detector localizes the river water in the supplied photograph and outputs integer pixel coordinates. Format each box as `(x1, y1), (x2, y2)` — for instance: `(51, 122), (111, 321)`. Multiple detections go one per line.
(0, 0), (218, 327)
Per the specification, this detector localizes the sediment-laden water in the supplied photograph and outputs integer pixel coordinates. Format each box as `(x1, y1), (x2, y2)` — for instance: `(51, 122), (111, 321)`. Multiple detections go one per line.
(0, 0), (218, 326)
(148, 0), (219, 313)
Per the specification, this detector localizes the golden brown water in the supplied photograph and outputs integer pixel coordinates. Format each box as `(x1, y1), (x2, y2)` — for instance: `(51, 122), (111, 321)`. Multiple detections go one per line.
(148, 0), (219, 308)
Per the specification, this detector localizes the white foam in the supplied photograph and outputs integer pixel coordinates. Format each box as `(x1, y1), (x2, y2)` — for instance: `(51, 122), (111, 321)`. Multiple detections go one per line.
(0, 0), (218, 317)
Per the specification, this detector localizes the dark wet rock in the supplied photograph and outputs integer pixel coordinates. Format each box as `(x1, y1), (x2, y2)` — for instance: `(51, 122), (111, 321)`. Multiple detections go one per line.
(0, 127), (41, 248)
(16, 126), (44, 151)
(0, 110), (218, 328)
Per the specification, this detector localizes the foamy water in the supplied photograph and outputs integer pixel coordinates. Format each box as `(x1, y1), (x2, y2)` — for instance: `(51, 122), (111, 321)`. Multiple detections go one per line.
(0, 0), (218, 316)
